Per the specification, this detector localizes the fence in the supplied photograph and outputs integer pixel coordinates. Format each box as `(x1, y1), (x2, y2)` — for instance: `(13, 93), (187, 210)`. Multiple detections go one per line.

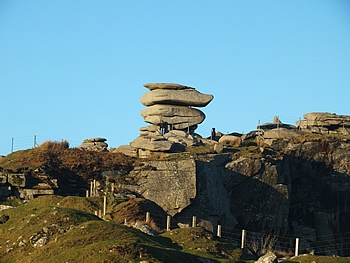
(87, 182), (350, 258)
(85, 174), (350, 257)
(0, 135), (81, 156)
(127, 211), (350, 257)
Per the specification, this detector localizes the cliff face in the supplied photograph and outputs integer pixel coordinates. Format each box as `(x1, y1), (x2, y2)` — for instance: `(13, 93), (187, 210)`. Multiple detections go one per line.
(124, 136), (350, 255)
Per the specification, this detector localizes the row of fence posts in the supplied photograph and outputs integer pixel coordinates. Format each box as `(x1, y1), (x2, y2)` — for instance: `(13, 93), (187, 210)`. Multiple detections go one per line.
(135, 211), (301, 257)
(85, 181), (301, 257)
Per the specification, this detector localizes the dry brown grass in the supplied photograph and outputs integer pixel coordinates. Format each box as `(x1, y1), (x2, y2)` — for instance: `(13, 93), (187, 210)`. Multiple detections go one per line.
(39, 140), (69, 151)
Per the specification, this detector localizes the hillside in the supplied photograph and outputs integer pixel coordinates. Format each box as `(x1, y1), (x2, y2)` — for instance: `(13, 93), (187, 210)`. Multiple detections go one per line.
(1, 128), (350, 262)
(0, 195), (242, 263)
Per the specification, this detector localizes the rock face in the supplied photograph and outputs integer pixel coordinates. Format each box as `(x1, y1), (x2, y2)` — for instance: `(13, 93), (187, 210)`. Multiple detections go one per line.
(296, 112), (350, 134)
(122, 135), (350, 256)
(130, 83), (213, 157)
(0, 170), (57, 199)
(126, 158), (197, 216)
(124, 155), (237, 230)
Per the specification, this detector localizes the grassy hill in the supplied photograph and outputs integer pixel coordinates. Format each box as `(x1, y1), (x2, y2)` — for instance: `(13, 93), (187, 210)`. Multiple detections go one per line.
(0, 195), (244, 263)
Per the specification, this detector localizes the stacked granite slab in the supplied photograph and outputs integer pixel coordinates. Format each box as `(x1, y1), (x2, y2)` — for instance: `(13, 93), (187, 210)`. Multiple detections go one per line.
(125, 83), (213, 158)
(296, 112), (350, 134)
(140, 83), (213, 135)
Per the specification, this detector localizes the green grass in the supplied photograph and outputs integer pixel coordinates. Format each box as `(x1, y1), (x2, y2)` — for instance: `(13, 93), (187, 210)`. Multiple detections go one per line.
(0, 195), (247, 263)
(290, 255), (350, 263)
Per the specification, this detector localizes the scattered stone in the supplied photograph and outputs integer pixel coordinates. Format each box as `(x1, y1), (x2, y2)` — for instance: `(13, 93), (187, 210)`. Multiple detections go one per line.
(133, 222), (157, 236)
(255, 251), (278, 263)
(0, 214), (9, 224)
(213, 143), (223, 154)
(18, 240), (26, 247)
(178, 223), (190, 228)
(0, 205), (13, 211)
(218, 135), (242, 147)
(33, 236), (49, 247)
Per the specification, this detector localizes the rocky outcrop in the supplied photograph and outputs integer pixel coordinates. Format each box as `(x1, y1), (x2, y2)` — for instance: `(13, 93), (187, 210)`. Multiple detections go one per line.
(121, 134), (350, 256)
(78, 138), (108, 152)
(0, 171), (58, 199)
(296, 112), (350, 134)
(130, 83), (213, 157)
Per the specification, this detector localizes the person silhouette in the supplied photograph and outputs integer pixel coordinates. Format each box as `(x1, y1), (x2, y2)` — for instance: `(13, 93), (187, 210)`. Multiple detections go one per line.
(160, 121), (167, 136)
(211, 128), (216, 140)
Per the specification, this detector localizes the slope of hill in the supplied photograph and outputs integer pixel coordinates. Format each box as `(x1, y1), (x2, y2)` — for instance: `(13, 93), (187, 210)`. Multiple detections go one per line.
(0, 195), (242, 263)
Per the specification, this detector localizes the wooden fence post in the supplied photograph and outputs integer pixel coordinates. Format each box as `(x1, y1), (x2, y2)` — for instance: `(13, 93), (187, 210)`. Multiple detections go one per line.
(192, 216), (196, 227)
(93, 179), (97, 196)
(103, 195), (107, 216)
(295, 238), (299, 257)
(166, 215), (171, 231)
(241, 229), (246, 249)
(217, 225), (222, 238)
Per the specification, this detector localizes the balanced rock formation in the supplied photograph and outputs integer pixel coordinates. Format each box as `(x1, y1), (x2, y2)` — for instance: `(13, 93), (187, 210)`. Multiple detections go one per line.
(140, 83), (213, 133)
(296, 112), (350, 134)
(129, 83), (213, 157)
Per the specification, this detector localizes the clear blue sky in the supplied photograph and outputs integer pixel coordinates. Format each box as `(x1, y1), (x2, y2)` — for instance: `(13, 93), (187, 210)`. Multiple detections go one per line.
(1, 1), (350, 155)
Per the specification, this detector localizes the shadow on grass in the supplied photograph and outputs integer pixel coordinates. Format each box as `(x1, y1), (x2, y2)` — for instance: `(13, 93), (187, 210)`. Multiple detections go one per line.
(141, 244), (221, 263)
